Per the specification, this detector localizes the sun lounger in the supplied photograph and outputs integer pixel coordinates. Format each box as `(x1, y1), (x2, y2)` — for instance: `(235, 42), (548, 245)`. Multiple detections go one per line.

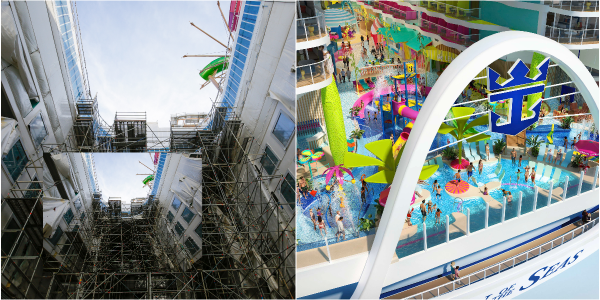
(494, 163), (502, 176)
(529, 161), (536, 169)
(555, 146), (565, 164)
(542, 165), (554, 181)
(462, 143), (475, 161)
(545, 145), (555, 162)
(537, 143), (547, 161)
(551, 168), (562, 185)
(561, 150), (575, 168)
(498, 170), (506, 182)
(470, 142), (481, 161)
(535, 163), (546, 181)
(435, 156), (443, 167)
(479, 141), (488, 160)
(358, 79), (370, 90)
(423, 159), (431, 166)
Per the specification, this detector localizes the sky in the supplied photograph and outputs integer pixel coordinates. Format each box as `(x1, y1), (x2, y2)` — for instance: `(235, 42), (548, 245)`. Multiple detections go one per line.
(93, 153), (155, 204)
(77, 1), (232, 128)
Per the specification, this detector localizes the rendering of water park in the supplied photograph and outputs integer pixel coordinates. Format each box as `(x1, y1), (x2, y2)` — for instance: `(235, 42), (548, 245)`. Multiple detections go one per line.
(295, 3), (599, 268)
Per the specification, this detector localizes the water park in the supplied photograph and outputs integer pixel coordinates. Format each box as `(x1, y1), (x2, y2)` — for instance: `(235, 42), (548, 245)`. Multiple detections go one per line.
(296, 2), (599, 267)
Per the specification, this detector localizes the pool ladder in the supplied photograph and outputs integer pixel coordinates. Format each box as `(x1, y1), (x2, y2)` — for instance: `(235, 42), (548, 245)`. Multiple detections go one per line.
(454, 197), (464, 213)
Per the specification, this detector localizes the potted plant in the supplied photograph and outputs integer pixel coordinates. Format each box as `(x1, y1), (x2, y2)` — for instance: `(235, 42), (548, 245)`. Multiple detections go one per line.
(570, 153), (585, 168)
(560, 116), (574, 129)
(493, 139), (507, 156)
(441, 146), (458, 161)
(526, 135), (543, 157)
(358, 214), (377, 233)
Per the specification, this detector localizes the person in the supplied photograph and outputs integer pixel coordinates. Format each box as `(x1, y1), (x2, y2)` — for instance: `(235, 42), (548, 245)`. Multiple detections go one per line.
(340, 69), (346, 83)
(360, 35), (365, 47)
(501, 189), (508, 198)
(309, 208), (317, 231)
(467, 162), (474, 181)
(435, 208), (442, 225)
(454, 170), (461, 184)
(297, 148), (303, 160)
(380, 53), (385, 63)
(524, 166), (530, 183)
(485, 143), (490, 161)
(581, 156), (589, 173)
(511, 148), (517, 166)
(518, 155), (523, 167)
(546, 148), (553, 162)
(516, 169), (522, 182)
(415, 190), (423, 199)
(435, 184), (442, 200)
(406, 208), (414, 226)
(316, 207), (322, 218)
(577, 132), (582, 141)
(374, 110), (378, 121)
(507, 191), (513, 204)
(432, 203), (437, 213)
(433, 180), (440, 191)
(427, 200), (433, 214)
(317, 216), (326, 235)
(367, 111), (371, 122)
(420, 200), (427, 222)
(336, 216), (345, 241)
(582, 209), (589, 224)
(563, 136), (569, 149)
(454, 266), (461, 281)
(478, 159), (484, 175)
(371, 46), (376, 57)
(554, 147), (563, 164)
(298, 177), (309, 198)
(482, 186), (489, 195)
(572, 137), (577, 149)
(390, 134), (394, 142)
(531, 169), (537, 185)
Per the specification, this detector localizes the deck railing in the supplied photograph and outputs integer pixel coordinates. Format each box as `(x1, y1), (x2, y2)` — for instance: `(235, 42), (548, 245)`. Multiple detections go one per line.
(297, 13), (328, 44)
(543, 0), (599, 12)
(297, 55), (334, 88)
(545, 25), (599, 45)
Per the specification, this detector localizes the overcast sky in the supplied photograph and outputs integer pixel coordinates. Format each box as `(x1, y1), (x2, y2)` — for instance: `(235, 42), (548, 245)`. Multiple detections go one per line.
(93, 153), (155, 204)
(77, 1), (231, 128)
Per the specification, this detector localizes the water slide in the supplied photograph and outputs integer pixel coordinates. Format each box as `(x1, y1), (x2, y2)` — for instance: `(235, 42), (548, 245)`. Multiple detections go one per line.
(391, 99), (419, 156)
(352, 85), (417, 118)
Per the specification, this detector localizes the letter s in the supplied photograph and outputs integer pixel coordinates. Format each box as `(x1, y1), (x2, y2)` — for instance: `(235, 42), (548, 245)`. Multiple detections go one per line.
(569, 249), (584, 266)
(519, 267), (547, 291)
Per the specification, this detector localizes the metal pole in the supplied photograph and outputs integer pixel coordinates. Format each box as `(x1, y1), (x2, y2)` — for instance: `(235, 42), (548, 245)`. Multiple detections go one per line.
(501, 196), (506, 223)
(485, 202), (489, 229)
(533, 186), (539, 212)
(466, 208), (470, 236)
(423, 223), (428, 250)
(517, 191), (522, 217)
(577, 170), (584, 195)
(547, 180), (554, 207)
(446, 215), (450, 242)
(563, 176), (569, 200)
(323, 231), (332, 263)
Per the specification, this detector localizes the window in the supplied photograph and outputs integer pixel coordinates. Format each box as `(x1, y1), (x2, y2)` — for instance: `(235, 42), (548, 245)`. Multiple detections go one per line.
(167, 211), (174, 223)
(184, 237), (200, 255)
(49, 226), (63, 246)
(171, 197), (182, 211)
(244, 4), (260, 15)
(28, 114), (47, 148)
(281, 173), (295, 207)
(174, 222), (185, 237)
(272, 112), (294, 146)
(3, 140), (29, 181)
(195, 224), (202, 239)
(181, 207), (195, 224)
(260, 146), (279, 175)
(63, 208), (74, 225)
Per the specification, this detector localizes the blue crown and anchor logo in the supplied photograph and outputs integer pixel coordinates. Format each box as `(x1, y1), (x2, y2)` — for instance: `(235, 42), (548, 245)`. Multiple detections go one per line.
(486, 57), (550, 135)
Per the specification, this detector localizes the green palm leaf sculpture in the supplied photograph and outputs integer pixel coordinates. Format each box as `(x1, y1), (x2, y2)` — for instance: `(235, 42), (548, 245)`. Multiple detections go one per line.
(438, 107), (491, 165)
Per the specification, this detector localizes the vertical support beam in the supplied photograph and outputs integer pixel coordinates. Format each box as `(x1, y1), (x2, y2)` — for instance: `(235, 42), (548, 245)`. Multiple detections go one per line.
(577, 170), (584, 195)
(533, 186), (539, 212)
(466, 208), (470, 236)
(423, 223), (427, 250)
(485, 202), (489, 229)
(501, 196), (506, 223)
(547, 180), (554, 207)
(563, 176), (569, 200)
(445, 215), (450, 242)
(518, 191), (522, 217)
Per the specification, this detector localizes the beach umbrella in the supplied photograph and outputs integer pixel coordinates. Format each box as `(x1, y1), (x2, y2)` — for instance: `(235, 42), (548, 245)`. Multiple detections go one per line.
(445, 180), (470, 194)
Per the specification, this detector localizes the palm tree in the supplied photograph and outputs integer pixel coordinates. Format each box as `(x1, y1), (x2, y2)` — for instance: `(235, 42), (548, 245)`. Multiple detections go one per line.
(350, 128), (365, 152)
(437, 107), (491, 166)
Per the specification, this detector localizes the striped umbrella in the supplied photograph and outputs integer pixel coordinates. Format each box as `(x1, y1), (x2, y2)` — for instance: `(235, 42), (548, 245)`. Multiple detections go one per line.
(445, 180), (470, 194)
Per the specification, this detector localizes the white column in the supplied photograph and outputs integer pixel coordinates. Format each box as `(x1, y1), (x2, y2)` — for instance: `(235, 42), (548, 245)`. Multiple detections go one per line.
(563, 176), (569, 200)
(501, 196), (506, 223)
(322, 232), (332, 263)
(446, 215), (450, 243)
(485, 202), (489, 229)
(577, 170), (584, 195)
(547, 180), (554, 207)
(517, 191), (523, 217)
(423, 223), (427, 251)
(466, 208), (470, 236)
(593, 166), (598, 190)
(533, 186), (539, 212)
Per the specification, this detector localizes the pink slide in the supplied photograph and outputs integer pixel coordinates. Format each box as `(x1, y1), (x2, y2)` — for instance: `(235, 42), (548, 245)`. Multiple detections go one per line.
(352, 85), (417, 118)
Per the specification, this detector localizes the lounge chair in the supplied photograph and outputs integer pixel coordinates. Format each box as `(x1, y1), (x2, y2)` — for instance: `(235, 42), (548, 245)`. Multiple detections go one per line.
(494, 163), (502, 176)
(551, 168), (562, 185)
(529, 161), (536, 169)
(423, 159), (431, 166)
(463, 143), (475, 161)
(545, 145), (555, 162)
(358, 79), (370, 90)
(556, 146), (565, 164)
(498, 170), (506, 182)
(535, 163), (546, 181)
(537, 143), (547, 161)
(470, 142), (481, 161)
(479, 141), (488, 160)
(541, 165), (553, 181)
(435, 156), (444, 167)
(561, 150), (575, 168)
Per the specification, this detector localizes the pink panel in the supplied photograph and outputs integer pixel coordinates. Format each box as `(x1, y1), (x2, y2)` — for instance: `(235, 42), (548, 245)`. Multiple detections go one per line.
(457, 25), (469, 35)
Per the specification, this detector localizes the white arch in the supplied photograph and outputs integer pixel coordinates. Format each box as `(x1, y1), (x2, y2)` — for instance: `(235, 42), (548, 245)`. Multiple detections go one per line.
(351, 31), (599, 299)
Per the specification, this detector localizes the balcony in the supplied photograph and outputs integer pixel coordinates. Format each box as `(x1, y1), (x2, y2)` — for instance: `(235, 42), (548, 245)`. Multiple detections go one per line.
(419, 1), (481, 21)
(421, 19), (480, 47)
(543, 0), (599, 12)
(373, 1), (418, 21)
(297, 13), (329, 50)
(545, 25), (599, 45)
(297, 55), (334, 93)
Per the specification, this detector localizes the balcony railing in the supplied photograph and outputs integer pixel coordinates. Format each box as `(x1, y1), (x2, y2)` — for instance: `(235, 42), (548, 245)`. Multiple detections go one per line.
(419, 1), (481, 21)
(421, 19), (480, 47)
(545, 25), (599, 45)
(544, 0), (599, 12)
(297, 13), (328, 44)
(297, 55), (333, 88)
(373, 1), (418, 21)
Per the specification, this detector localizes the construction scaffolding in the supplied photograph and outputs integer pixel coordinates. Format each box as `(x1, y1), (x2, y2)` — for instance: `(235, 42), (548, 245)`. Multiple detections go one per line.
(2, 100), (295, 299)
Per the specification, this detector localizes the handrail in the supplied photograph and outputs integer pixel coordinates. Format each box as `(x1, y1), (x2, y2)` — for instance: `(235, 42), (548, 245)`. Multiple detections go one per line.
(297, 54), (333, 88)
(297, 12), (327, 44)
(404, 216), (599, 299)
(544, 25), (599, 45)
(543, 0), (599, 12)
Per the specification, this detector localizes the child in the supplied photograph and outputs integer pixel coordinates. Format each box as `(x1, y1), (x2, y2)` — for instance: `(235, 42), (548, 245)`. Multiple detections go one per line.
(427, 200), (433, 214)
(524, 167), (530, 183)
(374, 111), (378, 121)
(435, 208), (442, 225)
(367, 111), (371, 122)
(406, 208), (414, 226)
(516, 169), (522, 182)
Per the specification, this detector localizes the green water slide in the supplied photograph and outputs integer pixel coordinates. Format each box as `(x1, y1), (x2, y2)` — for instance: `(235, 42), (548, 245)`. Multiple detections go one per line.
(200, 57), (229, 80)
